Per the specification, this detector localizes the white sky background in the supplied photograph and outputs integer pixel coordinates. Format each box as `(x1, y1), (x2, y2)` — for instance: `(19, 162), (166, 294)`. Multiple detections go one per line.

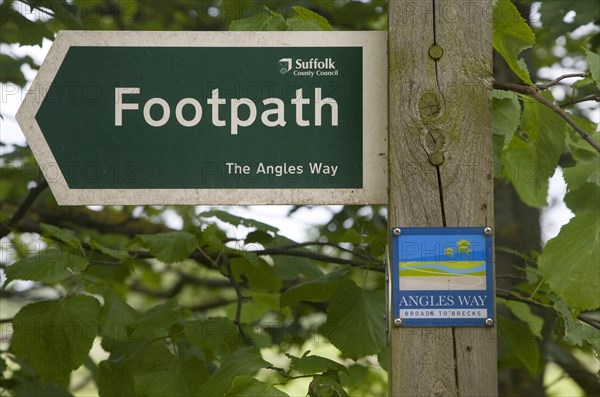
(1, 4), (599, 244)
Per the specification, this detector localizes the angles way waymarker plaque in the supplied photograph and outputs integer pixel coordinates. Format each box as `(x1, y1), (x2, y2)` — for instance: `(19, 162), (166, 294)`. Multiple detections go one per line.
(391, 227), (494, 327)
(16, 31), (387, 205)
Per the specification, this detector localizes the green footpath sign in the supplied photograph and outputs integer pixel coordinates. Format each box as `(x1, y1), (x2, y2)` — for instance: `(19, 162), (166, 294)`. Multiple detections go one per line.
(17, 31), (386, 205)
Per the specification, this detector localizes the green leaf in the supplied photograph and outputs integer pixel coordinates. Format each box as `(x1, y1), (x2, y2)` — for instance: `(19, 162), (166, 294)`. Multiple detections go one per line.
(309, 371), (350, 397)
(41, 223), (80, 247)
(225, 376), (288, 397)
(493, 134), (505, 178)
(493, 0), (535, 84)
(563, 159), (600, 191)
(98, 358), (135, 397)
(129, 299), (181, 339)
(245, 230), (273, 244)
(134, 354), (208, 397)
(272, 254), (323, 281)
(135, 232), (197, 263)
(287, 352), (346, 375)
(199, 209), (279, 233)
(572, 75), (594, 89)
(268, 235), (324, 282)
(539, 210), (600, 311)
(565, 183), (600, 215)
(229, 7), (287, 31)
(566, 118), (600, 159)
(12, 378), (74, 397)
(584, 48), (600, 89)
(0, 54), (36, 86)
(252, 291), (282, 311)
(201, 223), (228, 251)
(499, 299), (543, 339)
(231, 257), (281, 292)
(554, 299), (600, 351)
(184, 317), (243, 357)
(341, 228), (364, 245)
(98, 290), (140, 342)
(198, 347), (270, 397)
(89, 239), (128, 260)
(100, 336), (209, 397)
(323, 279), (386, 360)
(4, 247), (87, 287)
(492, 89), (520, 148)
(280, 267), (351, 307)
(502, 97), (566, 207)
(0, 11), (54, 47)
(498, 315), (540, 375)
(11, 295), (100, 382)
(286, 6), (333, 31)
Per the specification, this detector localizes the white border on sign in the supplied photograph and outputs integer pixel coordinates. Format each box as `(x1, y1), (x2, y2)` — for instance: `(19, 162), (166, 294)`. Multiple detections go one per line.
(16, 31), (387, 205)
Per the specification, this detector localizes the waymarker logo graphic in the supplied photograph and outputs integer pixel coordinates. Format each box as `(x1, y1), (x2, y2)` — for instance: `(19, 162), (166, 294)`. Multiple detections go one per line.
(278, 58), (292, 74)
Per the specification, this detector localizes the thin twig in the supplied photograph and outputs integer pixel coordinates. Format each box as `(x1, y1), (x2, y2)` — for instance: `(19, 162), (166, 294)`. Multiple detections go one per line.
(496, 274), (527, 280)
(544, 373), (569, 391)
(494, 81), (600, 153)
(285, 241), (378, 263)
(256, 247), (383, 271)
(224, 257), (252, 346)
(560, 93), (600, 107)
(535, 73), (589, 90)
(577, 313), (600, 329)
(184, 298), (242, 312)
(497, 288), (552, 310)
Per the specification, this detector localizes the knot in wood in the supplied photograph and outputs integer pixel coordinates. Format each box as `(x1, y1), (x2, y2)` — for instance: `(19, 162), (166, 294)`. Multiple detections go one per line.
(418, 91), (443, 120)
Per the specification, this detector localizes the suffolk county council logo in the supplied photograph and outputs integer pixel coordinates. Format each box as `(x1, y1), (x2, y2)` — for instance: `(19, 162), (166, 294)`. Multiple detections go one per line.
(278, 58), (292, 74)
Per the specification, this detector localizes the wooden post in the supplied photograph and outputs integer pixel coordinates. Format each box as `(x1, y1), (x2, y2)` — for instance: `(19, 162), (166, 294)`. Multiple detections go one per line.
(388, 1), (497, 396)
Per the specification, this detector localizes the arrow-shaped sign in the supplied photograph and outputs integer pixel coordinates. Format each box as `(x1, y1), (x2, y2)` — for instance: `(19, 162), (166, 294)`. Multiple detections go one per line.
(17, 31), (386, 205)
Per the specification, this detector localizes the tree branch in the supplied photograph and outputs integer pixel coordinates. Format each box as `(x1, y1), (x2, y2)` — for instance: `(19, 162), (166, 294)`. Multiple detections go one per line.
(223, 256), (252, 346)
(0, 180), (48, 239)
(284, 241), (380, 263)
(494, 81), (600, 153)
(256, 247), (384, 271)
(130, 275), (234, 299)
(497, 289), (600, 331)
(11, 217), (382, 272)
(184, 298), (241, 312)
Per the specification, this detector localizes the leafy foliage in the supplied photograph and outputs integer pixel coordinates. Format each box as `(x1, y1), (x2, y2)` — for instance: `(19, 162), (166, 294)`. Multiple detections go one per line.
(493, 0), (535, 84)
(11, 295), (100, 382)
(491, 1), (599, 393)
(134, 232), (198, 264)
(4, 246), (86, 286)
(323, 279), (386, 360)
(498, 315), (541, 375)
(501, 95), (567, 206)
(539, 199), (600, 311)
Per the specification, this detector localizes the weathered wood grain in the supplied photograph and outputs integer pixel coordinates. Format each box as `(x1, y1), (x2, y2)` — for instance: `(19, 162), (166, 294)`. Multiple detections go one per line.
(389, 1), (496, 395)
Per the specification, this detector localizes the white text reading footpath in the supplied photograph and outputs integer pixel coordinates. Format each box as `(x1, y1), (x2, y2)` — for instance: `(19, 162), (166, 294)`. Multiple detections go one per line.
(115, 87), (339, 135)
